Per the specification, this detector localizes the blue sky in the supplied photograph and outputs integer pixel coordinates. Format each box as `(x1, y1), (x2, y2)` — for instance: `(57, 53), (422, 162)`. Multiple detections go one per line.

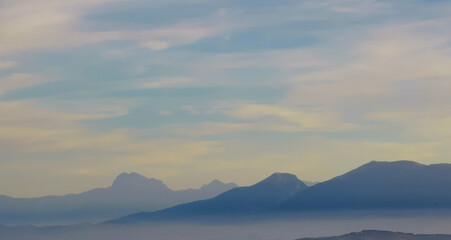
(1, 0), (451, 197)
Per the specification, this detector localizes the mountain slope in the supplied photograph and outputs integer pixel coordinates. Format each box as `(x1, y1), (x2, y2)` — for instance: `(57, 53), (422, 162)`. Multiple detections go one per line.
(297, 230), (451, 240)
(0, 173), (237, 225)
(281, 161), (451, 210)
(112, 173), (307, 223)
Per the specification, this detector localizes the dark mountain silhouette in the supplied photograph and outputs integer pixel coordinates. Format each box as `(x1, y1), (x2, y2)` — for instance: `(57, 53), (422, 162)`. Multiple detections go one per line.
(5, 160), (451, 225)
(111, 161), (451, 223)
(281, 161), (451, 210)
(0, 172), (237, 225)
(112, 173), (307, 223)
(111, 172), (171, 192)
(302, 180), (319, 187)
(297, 230), (451, 240)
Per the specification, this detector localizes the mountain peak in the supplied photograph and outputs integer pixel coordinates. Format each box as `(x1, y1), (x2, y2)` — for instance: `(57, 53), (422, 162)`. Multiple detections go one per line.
(281, 160), (451, 210)
(112, 172), (308, 222)
(207, 179), (224, 185)
(354, 160), (424, 173)
(253, 172), (308, 194)
(366, 160), (423, 167)
(261, 173), (302, 185)
(112, 172), (147, 186)
(111, 172), (169, 191)
(200, 179), (238, 192)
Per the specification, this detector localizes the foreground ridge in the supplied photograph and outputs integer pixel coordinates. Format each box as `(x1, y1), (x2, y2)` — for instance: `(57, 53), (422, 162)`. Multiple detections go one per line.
(297, 230), (451, 240)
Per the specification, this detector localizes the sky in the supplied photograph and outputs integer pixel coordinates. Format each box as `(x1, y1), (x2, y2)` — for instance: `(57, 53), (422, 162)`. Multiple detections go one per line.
(0, 0), (451, 197)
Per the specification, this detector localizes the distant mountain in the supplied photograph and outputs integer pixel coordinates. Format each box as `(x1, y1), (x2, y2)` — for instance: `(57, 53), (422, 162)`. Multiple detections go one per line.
(111, 160), (451, 224)
(112, 173), (307, 223)
(6, 160), (451, 225)
(281, 161), (451, 210)
(297, 230), (451, 240)
(0, 172), (237, 225)
(302, 180), (319, 187)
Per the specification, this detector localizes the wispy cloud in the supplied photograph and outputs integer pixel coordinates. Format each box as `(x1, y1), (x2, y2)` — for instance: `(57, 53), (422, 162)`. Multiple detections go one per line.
(0, 61), (17, 70)
(0, 0), (227, 55)
(285, 18), (451, 112)
(172, 103), (356, 136)
(137, 77), (195, 89)
(0, 73), (53, 95)
(0, 0), (121, 54)
(1, 0), (451, 196)
(0, 99), (220, 196)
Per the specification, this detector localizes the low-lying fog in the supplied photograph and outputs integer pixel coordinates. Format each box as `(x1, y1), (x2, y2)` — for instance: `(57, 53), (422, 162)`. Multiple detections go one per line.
(3, 212), (451, 240)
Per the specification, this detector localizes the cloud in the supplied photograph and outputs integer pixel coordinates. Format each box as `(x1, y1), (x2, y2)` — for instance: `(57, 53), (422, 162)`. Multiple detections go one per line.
(0, 0), (227, 55)
(138, 23), (226, 50)
(0, 73), (53, 95)
(366, 110), (451, 141)
(0, 100), (129, 150)
(180, 105), (198, 114)
(0, 61), (17, 70)
(224, 104), (334, 129)
(173, 122), (250, 136)
(171, 103), (356, 136)
(1, 0), (451, 197)
(138, 77), (194, 89)
(143, 40), (169, 50)
(99, 49), (128, 59)
(160, 110), (172, 115)
(196, 49), (327, 71)
(284, 18), (451, 116)
(221, 103), (355, 131)
(0, 100), (220, 196)
(0, 0), (123, 54)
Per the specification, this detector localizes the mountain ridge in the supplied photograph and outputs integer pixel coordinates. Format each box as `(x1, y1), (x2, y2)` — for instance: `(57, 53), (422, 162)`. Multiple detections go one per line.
(111, 172), (307, 223)
(297, 230), (451, 240)
(281, 160), (451, 210)
(110, 160), (451, 223)
(0, 173), (238, 225)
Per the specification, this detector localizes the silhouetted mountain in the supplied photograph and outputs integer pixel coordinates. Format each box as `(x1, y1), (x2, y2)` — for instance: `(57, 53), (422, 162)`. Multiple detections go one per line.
(199, 179), (238, 195)
(112, 173), (307, 223)
(5, 160), (451, 225)
(110, 161), (451, 223)
(302, 180), (319, 187)
(281, 161), (451, 210)
(111, 172), (170, 192)
(0, 172), (237, 225)
(297, 230), (451, 240)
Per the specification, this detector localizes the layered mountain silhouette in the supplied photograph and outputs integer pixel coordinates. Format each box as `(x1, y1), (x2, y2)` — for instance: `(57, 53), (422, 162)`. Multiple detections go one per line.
(297, 230), (451, 240)
(111, 161), (451, 223)
(112, 173), (307, 223)
(3, 160), (451, 225)
(281, 160), (451, 210)
(0, 172), (237, 225)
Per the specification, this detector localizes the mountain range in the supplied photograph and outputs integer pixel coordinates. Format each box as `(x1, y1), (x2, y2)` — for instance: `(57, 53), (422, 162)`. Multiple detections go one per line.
(297, 230), (451, 240)
(113, 160), (451, 223)
(3, 160), (451, 225)
(0, 172), (237, 225)
(282, 160), (451, 210)
(114, 173), (307, 222)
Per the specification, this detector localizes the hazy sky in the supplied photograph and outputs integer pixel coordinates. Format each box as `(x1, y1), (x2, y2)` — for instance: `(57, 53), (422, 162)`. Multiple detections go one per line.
(1, 0), (451, 197)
